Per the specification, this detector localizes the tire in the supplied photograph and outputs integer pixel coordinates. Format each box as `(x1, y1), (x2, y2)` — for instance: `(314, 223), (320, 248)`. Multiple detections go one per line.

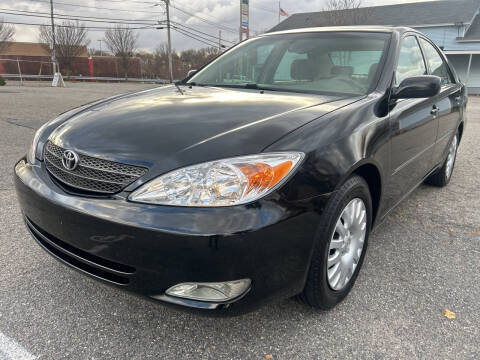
(298, 175), (372, 309)
(425, 133), (458, 187)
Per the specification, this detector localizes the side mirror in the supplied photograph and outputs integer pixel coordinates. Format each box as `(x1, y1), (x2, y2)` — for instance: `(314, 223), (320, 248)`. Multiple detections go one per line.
(391, 75), (441, 99)
(187, 69), (198, 78)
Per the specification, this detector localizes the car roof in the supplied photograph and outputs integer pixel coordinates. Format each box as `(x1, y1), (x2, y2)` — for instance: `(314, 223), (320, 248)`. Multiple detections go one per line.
(263, 25), (419, 37)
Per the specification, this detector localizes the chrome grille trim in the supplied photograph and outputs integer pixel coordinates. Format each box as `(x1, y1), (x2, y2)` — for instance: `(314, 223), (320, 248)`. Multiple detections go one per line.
(44, 141), (148, 194)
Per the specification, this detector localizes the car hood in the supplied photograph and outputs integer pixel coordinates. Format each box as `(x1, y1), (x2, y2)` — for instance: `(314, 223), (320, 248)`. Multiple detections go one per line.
(49, 85), (360, 177)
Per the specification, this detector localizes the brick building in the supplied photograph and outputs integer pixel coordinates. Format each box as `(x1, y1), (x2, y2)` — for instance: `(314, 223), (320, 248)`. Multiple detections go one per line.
(0, 41), (141, 78)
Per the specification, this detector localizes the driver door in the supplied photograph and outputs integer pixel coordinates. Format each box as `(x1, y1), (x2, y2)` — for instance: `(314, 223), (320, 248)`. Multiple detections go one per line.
(387, 35), (438, 208)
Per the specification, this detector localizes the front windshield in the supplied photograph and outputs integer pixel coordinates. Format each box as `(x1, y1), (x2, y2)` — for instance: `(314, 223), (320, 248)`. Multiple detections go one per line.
(188, 32), (390, 96)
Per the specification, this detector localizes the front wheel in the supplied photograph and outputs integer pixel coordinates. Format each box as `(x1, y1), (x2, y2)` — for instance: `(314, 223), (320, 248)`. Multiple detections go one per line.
(425, 133), (458, 187)
(298, 175), (372, 309)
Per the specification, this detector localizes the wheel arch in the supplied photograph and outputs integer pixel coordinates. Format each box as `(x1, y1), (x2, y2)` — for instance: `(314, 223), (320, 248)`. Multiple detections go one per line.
(337, 160), (383, 226)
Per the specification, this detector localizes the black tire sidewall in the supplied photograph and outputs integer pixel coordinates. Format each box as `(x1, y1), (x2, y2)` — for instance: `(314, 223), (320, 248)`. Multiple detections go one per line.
(426, 133), (458, 187)
(444, 134), (458, 185)
(307, 176), (372, 308)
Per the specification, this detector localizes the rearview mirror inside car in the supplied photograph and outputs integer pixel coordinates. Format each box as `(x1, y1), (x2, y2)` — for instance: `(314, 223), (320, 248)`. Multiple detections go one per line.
(187, 69), (198, 78)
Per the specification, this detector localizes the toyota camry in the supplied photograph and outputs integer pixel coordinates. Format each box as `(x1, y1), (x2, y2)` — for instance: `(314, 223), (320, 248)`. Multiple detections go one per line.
(15, 26), (466, 314)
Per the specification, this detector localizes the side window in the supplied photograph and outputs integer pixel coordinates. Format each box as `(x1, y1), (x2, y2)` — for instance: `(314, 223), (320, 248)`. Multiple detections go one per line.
(396, 36), (427, 84)
(418, 38), (453, 85)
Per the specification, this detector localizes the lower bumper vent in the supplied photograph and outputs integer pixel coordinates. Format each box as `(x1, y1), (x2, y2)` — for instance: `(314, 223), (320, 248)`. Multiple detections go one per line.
(25, 217), (135, 285)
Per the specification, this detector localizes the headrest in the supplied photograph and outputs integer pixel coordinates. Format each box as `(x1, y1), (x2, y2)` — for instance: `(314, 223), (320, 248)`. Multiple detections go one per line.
(368, 63), (378, 79)
(291, 59), (314, 81)
(331, 66), (354, 76)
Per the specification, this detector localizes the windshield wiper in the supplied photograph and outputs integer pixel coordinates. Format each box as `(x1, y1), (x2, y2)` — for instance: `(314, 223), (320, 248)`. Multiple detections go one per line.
(173, 81), (184, 95)
(185, 82), (208, 88)
(184, 83), (266, 90)
(243, 83), (260, 89)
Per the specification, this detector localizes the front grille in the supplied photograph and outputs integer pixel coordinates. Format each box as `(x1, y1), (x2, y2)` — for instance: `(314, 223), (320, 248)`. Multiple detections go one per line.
(44, 141), (148, 194)
(25, 216), (135, 285)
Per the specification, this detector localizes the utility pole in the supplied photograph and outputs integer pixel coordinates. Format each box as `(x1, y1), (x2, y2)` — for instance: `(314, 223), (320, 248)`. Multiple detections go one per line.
(49, 0), (56, 74)
(218, 30), (222, 52)
(162, 0), (174, 83)
(97, 39), (103, 56)
(155, 1), (173, 82)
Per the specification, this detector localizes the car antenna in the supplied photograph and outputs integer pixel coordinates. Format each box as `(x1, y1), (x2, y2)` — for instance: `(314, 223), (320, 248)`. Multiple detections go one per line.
(173, 81), (184, 95)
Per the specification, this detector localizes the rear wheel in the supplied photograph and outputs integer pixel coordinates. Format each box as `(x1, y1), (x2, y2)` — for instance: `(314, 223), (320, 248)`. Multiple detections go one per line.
(425, 133), (458, 187)
(299, 175), (372, 309)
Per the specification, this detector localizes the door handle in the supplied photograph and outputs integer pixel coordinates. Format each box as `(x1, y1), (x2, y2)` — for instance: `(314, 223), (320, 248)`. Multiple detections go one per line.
(431, 106), (439, 116)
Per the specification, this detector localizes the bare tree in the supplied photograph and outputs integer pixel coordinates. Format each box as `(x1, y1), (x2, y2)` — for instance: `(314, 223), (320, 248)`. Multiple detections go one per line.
(39, 21), (90, 73)
(136, 51), (156, 78)
(325, 0), (362, 11)
(104, 25), (138, 78)
(323, 0), (372, 26)
(150, 44), (220, 80)
(0, 19), (15, 53)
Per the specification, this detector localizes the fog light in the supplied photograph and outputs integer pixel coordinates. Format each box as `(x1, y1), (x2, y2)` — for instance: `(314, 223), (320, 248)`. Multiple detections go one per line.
(165, 279), (251, 302)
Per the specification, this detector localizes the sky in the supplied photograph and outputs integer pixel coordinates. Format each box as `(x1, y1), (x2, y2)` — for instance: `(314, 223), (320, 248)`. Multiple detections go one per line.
(3, 0), (438, 52)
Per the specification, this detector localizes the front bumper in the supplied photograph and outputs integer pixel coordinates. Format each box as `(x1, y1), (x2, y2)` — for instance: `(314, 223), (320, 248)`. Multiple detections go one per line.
(14, 159), (329, 314)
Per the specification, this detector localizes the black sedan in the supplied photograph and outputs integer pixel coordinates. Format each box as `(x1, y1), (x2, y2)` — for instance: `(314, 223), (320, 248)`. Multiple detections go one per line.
(15, 26), (466, 314)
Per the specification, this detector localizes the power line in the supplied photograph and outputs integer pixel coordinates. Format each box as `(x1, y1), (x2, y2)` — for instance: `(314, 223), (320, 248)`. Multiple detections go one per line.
(173, 27), (220, 48)
(25, 0), (262, 37)
(2, 7), (234, 44)
(171, 21), (235, 44)
(171, 5), (237, 34)
(0, 9), (160, 26)
(86, 0), (160, 4)
(171, 24), (226, 47)
(55, 11), (157, 24)
(27, 0), (166, 15)
(173, 3), (233, 25)
(7, 2), (241, 50)
(0, 20), (155, 31)
(25, 0), (238, 37)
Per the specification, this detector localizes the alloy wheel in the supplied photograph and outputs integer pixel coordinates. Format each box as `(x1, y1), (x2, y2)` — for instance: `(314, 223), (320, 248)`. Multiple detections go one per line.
(327, 198), (367, 291)
(445, 135), (457, 180)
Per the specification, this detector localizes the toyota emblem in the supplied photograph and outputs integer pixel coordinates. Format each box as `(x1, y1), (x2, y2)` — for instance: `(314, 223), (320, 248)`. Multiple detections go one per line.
(62, 150), (79, 171)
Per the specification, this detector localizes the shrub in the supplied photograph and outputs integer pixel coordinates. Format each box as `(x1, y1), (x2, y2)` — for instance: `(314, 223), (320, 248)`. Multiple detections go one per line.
(0, 75), (5, 86)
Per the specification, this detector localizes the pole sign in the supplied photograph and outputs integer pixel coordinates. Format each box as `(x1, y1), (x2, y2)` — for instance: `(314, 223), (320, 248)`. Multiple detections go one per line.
(241, 0), (249, 37)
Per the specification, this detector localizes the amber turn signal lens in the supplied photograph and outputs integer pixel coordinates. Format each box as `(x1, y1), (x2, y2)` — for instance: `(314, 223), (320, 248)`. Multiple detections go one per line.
(237, 161), (293, 195)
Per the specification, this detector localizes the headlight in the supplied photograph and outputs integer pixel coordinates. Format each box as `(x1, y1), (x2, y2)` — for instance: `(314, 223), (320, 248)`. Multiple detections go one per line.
(27, 121), (50, 164)
(129, 152), (304, 207)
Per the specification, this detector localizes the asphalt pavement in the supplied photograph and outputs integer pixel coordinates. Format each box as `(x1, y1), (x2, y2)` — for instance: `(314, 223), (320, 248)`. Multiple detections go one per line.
(0, 82), (479, 359)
